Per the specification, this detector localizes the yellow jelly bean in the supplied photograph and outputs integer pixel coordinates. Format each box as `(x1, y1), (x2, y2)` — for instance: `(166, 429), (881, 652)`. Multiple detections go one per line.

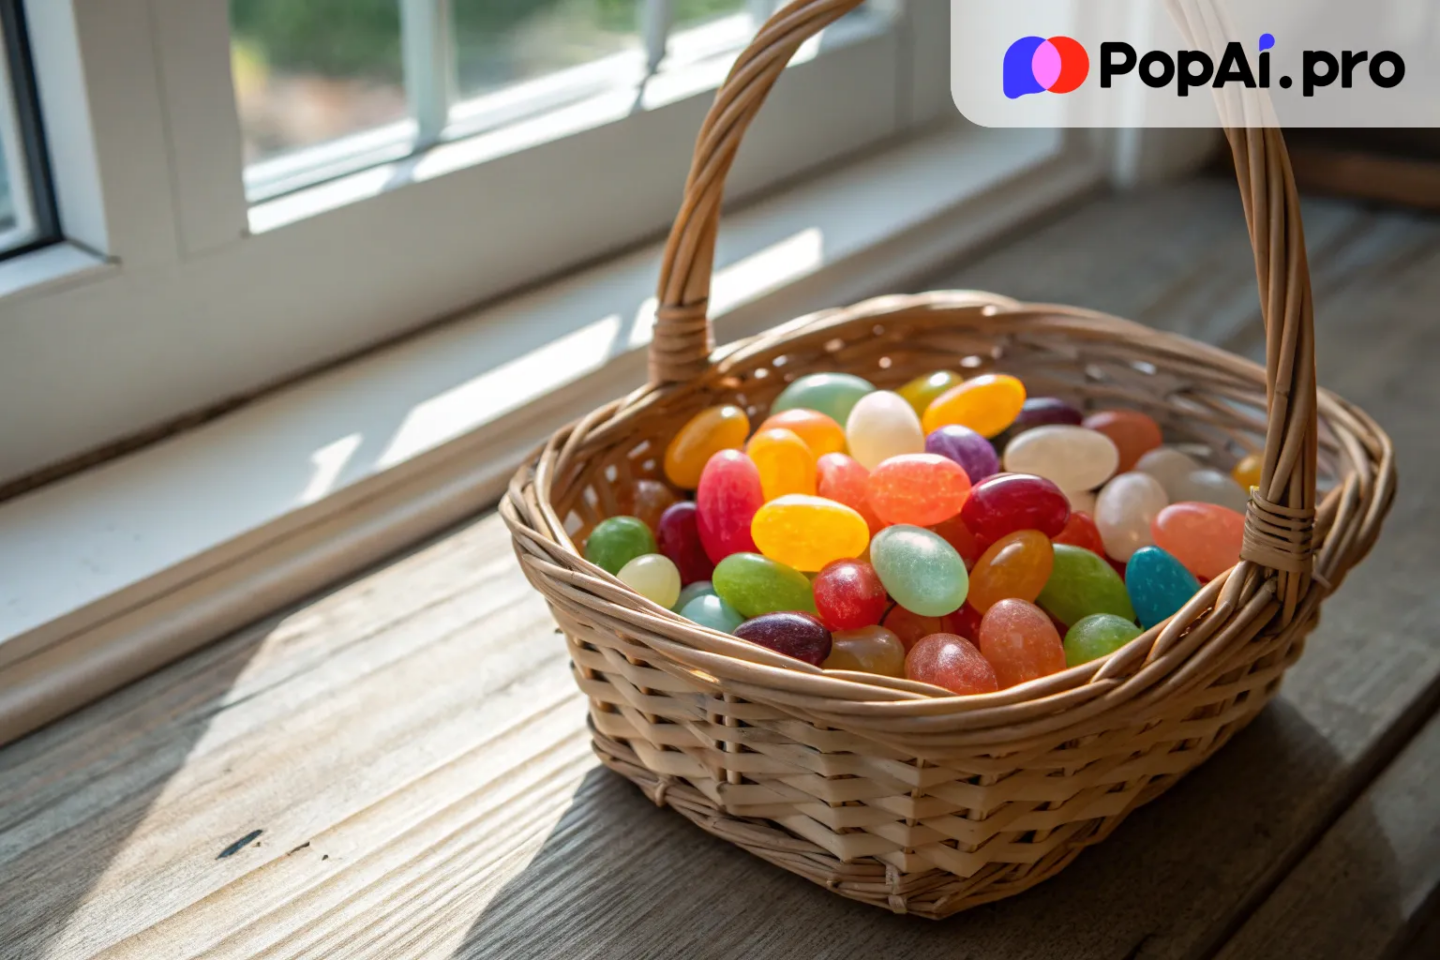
(617, 553), (682, 608)
(897, 370), (963, 418)
(751, 495), (870, 571)
(758, 408), (847, 458)
(1232, 452), (1263, 489)
(746, 427), (817, 501)
(664, 405), (750, 489)
(922, 373), (1027, 438)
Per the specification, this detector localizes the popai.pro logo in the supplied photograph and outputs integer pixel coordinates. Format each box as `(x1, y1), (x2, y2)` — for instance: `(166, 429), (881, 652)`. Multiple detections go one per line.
(1004, 36), (1090, 99)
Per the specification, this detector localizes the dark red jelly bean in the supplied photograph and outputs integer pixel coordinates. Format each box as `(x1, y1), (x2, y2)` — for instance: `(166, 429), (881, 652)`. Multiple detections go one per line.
(733, 612), (832, 666)
(656, 502), (715, 586)
(960, 472), (1071, 542)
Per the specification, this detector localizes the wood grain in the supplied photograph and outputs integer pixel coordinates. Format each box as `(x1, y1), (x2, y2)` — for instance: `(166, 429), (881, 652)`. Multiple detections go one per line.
(1, 180), (1437, 958)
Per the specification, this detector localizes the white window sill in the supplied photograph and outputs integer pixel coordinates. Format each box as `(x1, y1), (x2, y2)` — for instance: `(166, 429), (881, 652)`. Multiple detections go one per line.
(0, 122), (1104, 743)
(0, 241), (112, 305)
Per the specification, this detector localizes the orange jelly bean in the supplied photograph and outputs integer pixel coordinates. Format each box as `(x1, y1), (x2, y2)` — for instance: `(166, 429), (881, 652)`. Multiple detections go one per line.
(823, 625), (907, 677)
(1082, 409), (1163, 473)
(746, 427), (817, 500)
(816, 453), (885, 533)
(1232, 452), (1264, 489)
(897, 370), (963, 417)
(966, 530), (1055, 613)
(906, 633), (1000, 694)
(978, 599), (1067, 688)
(759, 408), (847, 458)
(881, 605), (944, 651)
(1053, 511), (1107, 556)
(921, 374), (1027, 438)
(1151, 501), (1246, 580)
(614, 479), (678, 533)
(664, 405), (750, 489)
(931, 514), (987, 568)
(866, 453), (972, 527)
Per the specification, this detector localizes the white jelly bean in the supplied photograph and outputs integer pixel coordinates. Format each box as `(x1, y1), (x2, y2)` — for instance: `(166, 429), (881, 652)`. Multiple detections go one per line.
(845, 390), (925, 470)
(1003, 425), (1119, 492)
(1168, 467), (1249, 513)
(1095, 472), (1169, 561)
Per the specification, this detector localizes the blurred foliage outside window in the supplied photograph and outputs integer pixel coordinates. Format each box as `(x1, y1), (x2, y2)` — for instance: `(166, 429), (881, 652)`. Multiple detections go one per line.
(231, 0), (750, 165)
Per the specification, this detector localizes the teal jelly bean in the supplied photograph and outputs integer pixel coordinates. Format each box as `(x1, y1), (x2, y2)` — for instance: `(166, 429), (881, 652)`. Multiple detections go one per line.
(679, 594), (746, 633)
(674, 580), (717, 612)
(712, 553), (817, 618)
(1037, 544), (1136, 627)
(1126, 546), (1201, 629)
(770, 373), (876, 426)
(1064, 614), (1144, 667)
(869, 524), (969, 617)
(584, 516), (657, 575)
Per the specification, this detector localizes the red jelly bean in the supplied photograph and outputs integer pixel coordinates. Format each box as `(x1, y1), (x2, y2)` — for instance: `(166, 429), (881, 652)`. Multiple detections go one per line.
(696, 450), (764, 564)
(866, 453), (972, 527)
(977, 599), (1066, 689)
(1054, 510), (1106, 556)
(906, 633), (1000, 695)
(656, 502), (715, 586)
(942, 603), (983, 642)
(813, 559), (888, 632)
(960, 473), (1071, 542)
(931, 514), (987, 567)
(733, 612), (832, 666)
(882, 604), (944, 651)
(816, 453), (886, 534)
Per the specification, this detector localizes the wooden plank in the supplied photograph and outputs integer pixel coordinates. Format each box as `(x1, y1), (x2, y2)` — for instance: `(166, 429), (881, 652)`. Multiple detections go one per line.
(1216, 712), (1440, 959)
(0, 180), (1437, 960)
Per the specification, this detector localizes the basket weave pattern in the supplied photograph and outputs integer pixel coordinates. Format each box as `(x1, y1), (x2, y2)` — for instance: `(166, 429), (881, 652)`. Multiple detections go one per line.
(502, 1), (1395, 918)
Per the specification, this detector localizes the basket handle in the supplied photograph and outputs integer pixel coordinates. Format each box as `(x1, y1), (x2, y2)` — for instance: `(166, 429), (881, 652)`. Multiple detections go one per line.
(649, 0), (1317, 610)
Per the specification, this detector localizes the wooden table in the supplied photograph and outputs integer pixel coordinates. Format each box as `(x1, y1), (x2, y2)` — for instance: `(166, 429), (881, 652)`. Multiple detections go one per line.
(3, 180), (1438, 960)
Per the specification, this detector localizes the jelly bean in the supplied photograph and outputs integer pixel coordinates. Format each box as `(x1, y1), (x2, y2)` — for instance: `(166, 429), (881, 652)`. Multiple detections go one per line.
(943, 603), (984, 642)
(679, 593), (745, 633)
(870, 525), (969, 617)
(1094, 471), (1168, 561)
(897, 370), (963, 417)
(657, 502), (715, 585)
(930, 514), (986, 568)
(1009, 397), (1084, 432)
(751, 494), (869, 572)
(905, 633), (1000, 695)
(978, 599), (1066, 688)
(584, 516), (657, 575)
(674, 580), (717, 611)
(925, 425), (999, 483)
(823, 625), (906, 677)
(866, 454), (971, 527)
(614, 478), (679, 533)
(1151, 502), (1245, 580)
(747, 428), (817, 500)
(664, 405), (750, 488)
(813, 559), (888, 631)
(845, 391), (925, 470)
(713, 552), (817, 617)
(1082, 409), (1163, 473)
(1036, 544), (1136, 626)
(1054, 511), (1107, 556)
(1125, 546), (1201, 629)
(961, 473), (1071, 541)
(882, 605), (945, 650)
(815, 453), (885, 534)
(1232, 452), (1264, 489)
(1166, 467), (1249, 513)
(696, 450), (764, 563)
(758, 408), (847, 458)
(734, 612), (831, 666)
(1066, 488), (1097, 516)
(771, 373), (875, 426)
(921, 374), (1026, 438)
(1063, 614), (1144, 667)
(617, 554), (681, 608)
(1135, 446), (1203, 495)
(1003, 425), (1119, 493)
(967, 530), (1055, 613)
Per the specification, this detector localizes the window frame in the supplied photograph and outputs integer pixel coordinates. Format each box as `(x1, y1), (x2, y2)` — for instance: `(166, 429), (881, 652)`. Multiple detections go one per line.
(0, 0), (58, 258)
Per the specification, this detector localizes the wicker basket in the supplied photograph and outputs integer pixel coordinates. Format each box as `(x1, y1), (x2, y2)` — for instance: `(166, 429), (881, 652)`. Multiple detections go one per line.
(502, 0), (1396, 919)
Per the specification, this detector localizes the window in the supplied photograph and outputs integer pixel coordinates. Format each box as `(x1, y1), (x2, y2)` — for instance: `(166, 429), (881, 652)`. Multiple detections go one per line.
(0, 0), (55, 257)
(1, 0), (954, 487)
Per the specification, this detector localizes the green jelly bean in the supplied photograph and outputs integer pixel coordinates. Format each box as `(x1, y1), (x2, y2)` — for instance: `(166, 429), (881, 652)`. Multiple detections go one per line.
(1064, 614), (1144, 667)
(770, 373), (876, 426)
(584, 516), (656, 575)
(869, 524), (969, 617)
(679, 594), (746, 633)
(1038, 544), (1136, 627)
(712, 553), (816, 618)
(674, 580), (717, 612)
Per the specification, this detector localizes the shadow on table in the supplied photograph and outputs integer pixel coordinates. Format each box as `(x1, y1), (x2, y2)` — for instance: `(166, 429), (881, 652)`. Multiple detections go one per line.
(454, 700), (1401, 960)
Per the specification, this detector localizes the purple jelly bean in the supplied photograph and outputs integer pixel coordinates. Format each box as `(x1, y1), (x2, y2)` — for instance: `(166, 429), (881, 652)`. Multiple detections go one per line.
(733, 611), (832, 665)
(925, 425), (1000, 482)
(1012, 397), (1083, 431)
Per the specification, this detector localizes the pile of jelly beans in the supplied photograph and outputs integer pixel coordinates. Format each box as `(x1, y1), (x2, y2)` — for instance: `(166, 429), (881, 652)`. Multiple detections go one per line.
(582, 370), (1260, 696)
